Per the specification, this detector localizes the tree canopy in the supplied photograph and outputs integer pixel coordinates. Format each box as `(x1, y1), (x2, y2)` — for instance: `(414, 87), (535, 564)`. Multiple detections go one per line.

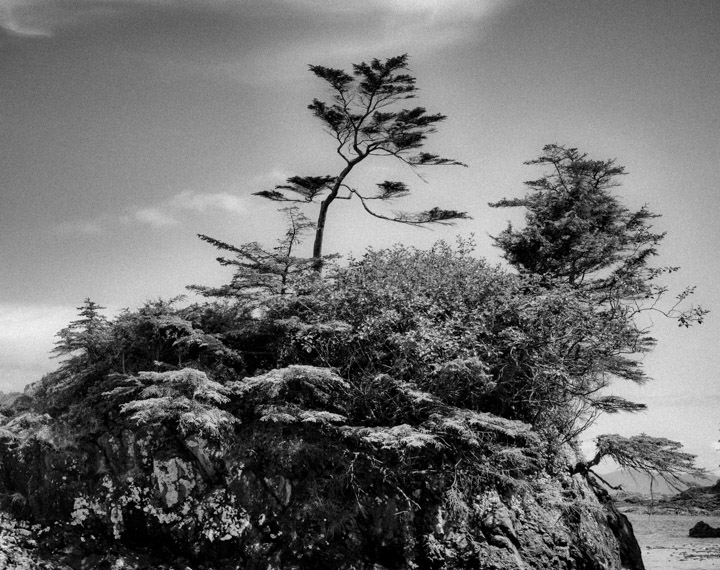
(191, 206), (318, 300)
(580, 433), (706, 490)
(490, 145), (706, 422)
(52, 298), (110, 370)
(490, 144), (660, 288)
(490, 144), (707, 480)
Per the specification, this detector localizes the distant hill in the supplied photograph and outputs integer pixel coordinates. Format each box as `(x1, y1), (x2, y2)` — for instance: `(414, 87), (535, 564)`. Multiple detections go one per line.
(596, 468), (718, 497)
(0, 391), (24, 412)
(612, 472), (720, 515)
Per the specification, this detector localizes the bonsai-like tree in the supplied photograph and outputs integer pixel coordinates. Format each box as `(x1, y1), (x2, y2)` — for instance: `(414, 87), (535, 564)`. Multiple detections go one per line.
(254, 54), (469, 268)
(578, 434), (706, 491)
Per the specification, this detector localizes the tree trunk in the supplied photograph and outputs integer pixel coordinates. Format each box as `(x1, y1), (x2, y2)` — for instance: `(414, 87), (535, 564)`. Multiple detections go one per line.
(312, 199), (330, 270)
(311, 160), (360, 271)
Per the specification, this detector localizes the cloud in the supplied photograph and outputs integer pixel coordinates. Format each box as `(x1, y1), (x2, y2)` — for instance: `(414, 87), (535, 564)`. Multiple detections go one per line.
(281, 0), (514, 53)
(171, 190), (245, 214)
(0, 0), (513, 60)
(0, 0), (51, 36)
(0, 0), (115, 37)
(51, 190), (246, 233)
(367, 0), (508, 19)
(289, 0), (508, 20)
(0, 0), (187, 37)
(133, 207), (178, 227)
(128, 190), (245, 228)
(252, 169), (291, 187)
(0, 0), (175, 37)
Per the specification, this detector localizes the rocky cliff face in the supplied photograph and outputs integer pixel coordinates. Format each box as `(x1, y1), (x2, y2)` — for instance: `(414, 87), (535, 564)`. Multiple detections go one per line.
(0, 367), (644, 569)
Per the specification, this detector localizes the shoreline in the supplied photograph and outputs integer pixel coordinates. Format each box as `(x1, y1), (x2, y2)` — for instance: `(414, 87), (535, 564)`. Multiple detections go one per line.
(623, 512), (720, 570)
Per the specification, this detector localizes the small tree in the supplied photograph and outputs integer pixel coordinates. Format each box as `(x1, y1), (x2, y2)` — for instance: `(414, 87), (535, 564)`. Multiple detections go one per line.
(254, 54), (469, 268)
(191, 206), (318, 301)
(490, 145), (658, 286)
(52, 298), (110, 369)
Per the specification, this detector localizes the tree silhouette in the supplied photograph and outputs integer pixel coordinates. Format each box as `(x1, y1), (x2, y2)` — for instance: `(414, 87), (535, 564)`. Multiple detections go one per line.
(254, 54), (469, 269)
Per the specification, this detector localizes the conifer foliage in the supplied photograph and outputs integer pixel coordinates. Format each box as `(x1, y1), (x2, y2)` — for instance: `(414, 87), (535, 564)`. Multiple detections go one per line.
(490, 145), (706, 424)
(191, 206), (318, 300)
(52, 298), (111, 370)
(582, 434), (706, 488)
(254, 54), (469, 267)
(490, 144), (658, 287)
(491, 145), (707, 482)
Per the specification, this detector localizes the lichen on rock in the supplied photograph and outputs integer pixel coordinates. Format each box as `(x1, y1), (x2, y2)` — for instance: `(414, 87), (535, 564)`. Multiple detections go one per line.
(0, 361), (647, 569)
(152, 456), (203, 508)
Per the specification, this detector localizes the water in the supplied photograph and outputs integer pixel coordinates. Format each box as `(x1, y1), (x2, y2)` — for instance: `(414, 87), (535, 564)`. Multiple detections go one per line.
(625, 513), (720, 570)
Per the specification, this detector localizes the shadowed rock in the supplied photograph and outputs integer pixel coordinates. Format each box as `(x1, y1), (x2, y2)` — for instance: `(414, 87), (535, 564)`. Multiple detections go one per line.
(689, 521), (720, 538)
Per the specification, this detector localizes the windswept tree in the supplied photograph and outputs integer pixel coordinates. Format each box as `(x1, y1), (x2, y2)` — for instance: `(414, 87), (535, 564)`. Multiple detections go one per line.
(491, 144), (707, 475)
(254, 54), (469, 268)
(576, 434), (706, 491)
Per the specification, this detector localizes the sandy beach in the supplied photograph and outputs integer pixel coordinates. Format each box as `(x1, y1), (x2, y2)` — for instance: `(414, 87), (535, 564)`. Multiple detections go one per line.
(626, 513), (720, 570)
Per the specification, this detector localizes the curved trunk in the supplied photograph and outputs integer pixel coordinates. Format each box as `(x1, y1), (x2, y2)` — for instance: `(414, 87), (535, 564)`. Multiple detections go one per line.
(312, 159), (362, 270)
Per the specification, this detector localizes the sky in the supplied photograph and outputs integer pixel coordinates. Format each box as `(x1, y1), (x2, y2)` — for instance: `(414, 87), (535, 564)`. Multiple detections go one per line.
(1, 0), (718, 470)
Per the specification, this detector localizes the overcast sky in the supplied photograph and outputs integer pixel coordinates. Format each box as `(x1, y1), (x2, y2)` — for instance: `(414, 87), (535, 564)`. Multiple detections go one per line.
(1, 0), (718, 470)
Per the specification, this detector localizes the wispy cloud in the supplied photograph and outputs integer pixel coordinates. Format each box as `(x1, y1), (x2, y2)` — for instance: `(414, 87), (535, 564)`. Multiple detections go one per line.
(252, 169), (291, 187)
(286, 0), (513, 52)
(0, 0), (189, 37)
(132, 207), (179, 227)
(0, 0), (51, 36)
(171, 190), (245, 215)
(289, 0), (508, 19)
(0, 0), (513, 55)
(129, 190), (246, 228)
(0, 0), (114, 37)
(52, 191), (246, 233)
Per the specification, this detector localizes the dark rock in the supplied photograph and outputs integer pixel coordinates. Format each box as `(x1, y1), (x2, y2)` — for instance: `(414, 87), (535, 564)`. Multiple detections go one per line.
(605, 498), (645, 569)
(0, 366), (650, 569)
(689, 521), (720, 538)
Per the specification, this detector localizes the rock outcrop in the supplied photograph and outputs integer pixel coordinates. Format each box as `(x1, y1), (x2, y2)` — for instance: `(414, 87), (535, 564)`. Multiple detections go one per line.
(0, 366), (645, 569)
(689, 521), (720, 538)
